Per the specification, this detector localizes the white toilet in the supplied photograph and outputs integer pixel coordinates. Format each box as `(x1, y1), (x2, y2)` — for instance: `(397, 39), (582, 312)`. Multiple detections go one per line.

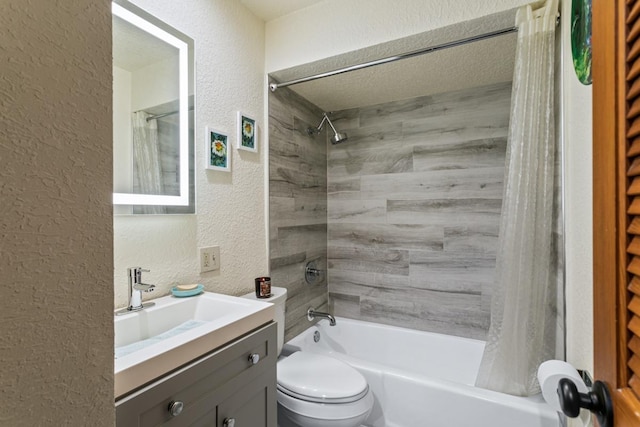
(243, 287), (373, 427)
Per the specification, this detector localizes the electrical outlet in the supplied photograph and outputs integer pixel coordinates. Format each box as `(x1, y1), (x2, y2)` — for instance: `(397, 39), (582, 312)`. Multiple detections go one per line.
(199, 246), (220, 273)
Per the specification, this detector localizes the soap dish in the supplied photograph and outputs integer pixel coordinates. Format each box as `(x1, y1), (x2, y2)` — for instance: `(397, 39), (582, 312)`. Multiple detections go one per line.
(171, 284), (204, 298)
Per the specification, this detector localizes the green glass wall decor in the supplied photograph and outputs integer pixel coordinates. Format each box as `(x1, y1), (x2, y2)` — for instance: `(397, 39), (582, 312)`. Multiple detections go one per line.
(571, 0), (592, 85)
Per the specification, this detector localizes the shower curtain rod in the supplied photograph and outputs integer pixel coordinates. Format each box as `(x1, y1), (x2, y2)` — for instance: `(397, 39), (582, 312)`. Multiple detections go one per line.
(142, 107), (194, 122)
(269, 26), (518, 92)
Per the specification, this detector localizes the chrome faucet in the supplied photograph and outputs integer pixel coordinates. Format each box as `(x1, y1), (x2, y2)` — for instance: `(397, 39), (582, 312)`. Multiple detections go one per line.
(115, 267), (156, 316)
(307, 307), (336, 326)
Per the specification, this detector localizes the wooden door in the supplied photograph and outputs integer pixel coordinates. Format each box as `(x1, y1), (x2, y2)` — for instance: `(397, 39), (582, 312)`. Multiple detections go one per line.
(593, 0), (640, 424)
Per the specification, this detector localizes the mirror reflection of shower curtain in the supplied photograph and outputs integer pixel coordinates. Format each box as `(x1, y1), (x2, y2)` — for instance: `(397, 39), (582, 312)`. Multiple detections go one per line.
(132, 111), (165, 214)
(475, 0), (559, 396)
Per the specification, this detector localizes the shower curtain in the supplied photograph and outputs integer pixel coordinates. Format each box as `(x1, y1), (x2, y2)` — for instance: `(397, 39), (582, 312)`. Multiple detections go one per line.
(132, 111), (164, 214)
(475, 0), (559, 396)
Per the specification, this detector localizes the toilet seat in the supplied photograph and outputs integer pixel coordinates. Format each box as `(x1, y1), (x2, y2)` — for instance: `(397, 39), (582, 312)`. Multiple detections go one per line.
(277, 352), (368, 403)
(277, 384), (369, 404)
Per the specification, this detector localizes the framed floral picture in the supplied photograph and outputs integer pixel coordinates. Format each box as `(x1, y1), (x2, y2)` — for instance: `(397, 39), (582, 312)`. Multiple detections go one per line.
(237, 111), (258, 152)
(206, 127), (230, 171)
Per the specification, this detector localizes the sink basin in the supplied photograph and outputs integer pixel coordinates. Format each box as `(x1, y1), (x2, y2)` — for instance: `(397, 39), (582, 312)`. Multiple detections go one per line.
(114, 291), (274, 398)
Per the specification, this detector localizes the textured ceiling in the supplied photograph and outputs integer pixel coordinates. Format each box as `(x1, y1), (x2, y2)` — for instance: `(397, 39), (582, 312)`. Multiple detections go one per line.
(241, 0), (324, 21)
(268, 8), (518, 112)
(280, 35), (516, 112)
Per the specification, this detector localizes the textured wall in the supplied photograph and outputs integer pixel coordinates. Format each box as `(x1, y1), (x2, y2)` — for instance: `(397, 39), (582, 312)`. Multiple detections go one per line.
(265, 0), (533, 72)
(0, 0), (114, 425)
(326, 83), (511, 339)
(268, 84), (329, 341)
(114, 0), (268, 307)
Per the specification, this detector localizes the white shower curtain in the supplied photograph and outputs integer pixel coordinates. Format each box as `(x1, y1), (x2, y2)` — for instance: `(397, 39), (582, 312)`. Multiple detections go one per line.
(475, 0), (559, 396)
(132, 111), (164, 214)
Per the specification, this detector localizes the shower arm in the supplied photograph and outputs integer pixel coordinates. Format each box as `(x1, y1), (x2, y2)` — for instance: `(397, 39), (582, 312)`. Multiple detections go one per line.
(314, 114), (328, 133)
(324, 114), (341, 138)
(316, 113), (339, 137)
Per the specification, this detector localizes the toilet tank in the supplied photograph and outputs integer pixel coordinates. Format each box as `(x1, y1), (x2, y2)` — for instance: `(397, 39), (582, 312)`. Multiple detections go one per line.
(242, 286), (287, 355)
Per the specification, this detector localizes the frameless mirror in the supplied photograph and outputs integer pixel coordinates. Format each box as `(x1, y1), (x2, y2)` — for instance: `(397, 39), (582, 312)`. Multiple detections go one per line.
(112, 0), (195, 214)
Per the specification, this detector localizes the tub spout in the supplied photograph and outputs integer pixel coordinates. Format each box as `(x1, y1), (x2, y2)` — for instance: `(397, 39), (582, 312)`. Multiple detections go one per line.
(307, 307), (336, 326)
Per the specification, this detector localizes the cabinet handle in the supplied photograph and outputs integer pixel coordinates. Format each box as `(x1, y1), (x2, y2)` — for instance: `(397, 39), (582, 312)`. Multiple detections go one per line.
(223, 417), (236, 427)
(248, 353), (260, 365)
(168, 400), (184, 417)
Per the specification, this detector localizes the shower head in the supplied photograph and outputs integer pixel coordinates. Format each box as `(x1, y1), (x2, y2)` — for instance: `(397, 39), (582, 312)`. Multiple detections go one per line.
(307, 113), (348, 145)
(330, 132), (348, 145)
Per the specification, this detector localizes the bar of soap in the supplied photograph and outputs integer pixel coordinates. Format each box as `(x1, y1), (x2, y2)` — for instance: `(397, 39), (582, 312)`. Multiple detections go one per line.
(176, 284), (199, 291)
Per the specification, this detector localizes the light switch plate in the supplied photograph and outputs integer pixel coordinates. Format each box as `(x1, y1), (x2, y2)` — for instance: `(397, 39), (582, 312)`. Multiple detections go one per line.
(199, 246), (220, 272)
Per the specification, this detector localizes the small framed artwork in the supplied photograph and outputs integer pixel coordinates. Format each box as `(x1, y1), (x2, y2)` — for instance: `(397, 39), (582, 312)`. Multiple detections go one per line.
(237, 111), (258, 152)
(206, 127), (230, 171)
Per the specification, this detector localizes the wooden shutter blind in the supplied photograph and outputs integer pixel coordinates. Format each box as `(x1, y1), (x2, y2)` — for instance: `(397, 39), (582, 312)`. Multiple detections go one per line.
(594, 0), (640, 423)
(627, 0), (640, 401)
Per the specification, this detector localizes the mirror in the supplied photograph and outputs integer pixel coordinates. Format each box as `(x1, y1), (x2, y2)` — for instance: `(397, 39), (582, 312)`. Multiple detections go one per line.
(112, 0), (194, 213)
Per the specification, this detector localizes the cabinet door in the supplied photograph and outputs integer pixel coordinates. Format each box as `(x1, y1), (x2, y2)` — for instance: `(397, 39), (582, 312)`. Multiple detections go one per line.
(116, 323), (277, 427)
(217, 369), (277, 427)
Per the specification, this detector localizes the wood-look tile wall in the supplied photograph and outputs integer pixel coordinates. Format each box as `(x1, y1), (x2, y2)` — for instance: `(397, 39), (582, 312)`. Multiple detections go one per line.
(327, 82), (513, 340)
(269, 84), (329, 341)
(270, 80), (564, 344)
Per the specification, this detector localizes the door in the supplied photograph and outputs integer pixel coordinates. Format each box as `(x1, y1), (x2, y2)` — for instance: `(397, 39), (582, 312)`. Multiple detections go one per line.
(593, 0), (640, 424)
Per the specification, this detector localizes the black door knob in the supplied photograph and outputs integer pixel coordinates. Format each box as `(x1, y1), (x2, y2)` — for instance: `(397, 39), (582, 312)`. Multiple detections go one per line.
(557, 378), (613, 427)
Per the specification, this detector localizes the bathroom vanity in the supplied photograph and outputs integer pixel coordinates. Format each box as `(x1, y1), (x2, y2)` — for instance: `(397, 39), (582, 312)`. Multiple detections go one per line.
(116, 322), (277, 426)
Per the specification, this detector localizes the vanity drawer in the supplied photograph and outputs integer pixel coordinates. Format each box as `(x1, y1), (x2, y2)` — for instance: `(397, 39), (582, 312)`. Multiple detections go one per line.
(116, 322), (276, 427)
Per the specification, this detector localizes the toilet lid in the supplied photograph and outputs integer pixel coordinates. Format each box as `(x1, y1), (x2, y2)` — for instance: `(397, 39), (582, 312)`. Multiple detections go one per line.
(277, 352), (368, 403)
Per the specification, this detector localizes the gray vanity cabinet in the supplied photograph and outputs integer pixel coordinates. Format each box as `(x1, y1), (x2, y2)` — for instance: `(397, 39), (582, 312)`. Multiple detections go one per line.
(116, 323), (277, 427)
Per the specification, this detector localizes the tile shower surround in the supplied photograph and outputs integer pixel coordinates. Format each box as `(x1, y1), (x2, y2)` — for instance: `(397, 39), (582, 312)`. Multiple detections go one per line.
(270, 81), (563, 342)
(269, 82), (329, 341)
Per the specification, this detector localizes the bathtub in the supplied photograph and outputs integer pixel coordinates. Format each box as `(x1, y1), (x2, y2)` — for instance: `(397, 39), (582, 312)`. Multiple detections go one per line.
(282, 317), (561, 427)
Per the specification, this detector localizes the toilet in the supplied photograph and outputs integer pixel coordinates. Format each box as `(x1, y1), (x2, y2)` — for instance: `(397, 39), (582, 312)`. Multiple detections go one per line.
(243, 287), (373, 427)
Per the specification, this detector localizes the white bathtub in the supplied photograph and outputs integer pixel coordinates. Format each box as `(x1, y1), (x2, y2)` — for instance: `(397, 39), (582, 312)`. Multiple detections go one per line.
(282, 317), (561, 427)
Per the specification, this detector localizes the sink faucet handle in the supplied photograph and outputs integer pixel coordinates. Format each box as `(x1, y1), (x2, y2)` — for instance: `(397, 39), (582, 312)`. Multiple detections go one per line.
(128, 267), (151, 282)
(137, 268), (150, 280)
